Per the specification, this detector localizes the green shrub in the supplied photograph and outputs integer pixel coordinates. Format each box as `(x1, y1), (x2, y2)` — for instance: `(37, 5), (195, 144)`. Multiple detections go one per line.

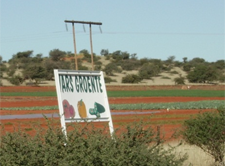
(7, 67), (16, 77)
(103, 63), (122, 76)
(161, 76), (171, 79)
(187, 65), (219, 83)
(0, 121), (187, 166)
(95, 60), (102, 66)
(183, 63), (192, 72)
(174, 61), (183, 67)
(169, 70), (179, 75)
(217, 72), (225, 83)
(182, 107), (225, 164)
(139, 58), (149, 65)
(174, 76), (185, 85)
(78, 64), (89, 70)
(122, 74), (142, 83)
(104, 76), (116, 83)
(94, 65), (101, 71)
(139, 63), (160, 79)
(120, 59), (141, 71)
(105, 55), (111, 60)
(8, 75), (24, 85)
(0, 63), (7, 72)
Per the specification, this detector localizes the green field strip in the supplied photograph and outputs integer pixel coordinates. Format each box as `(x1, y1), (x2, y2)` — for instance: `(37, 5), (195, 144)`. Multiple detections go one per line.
(0, 91), (57, 97)
(112, 113), (194, 120)
(110, 100), (224, 110)
(112, 113), (198, 126)
(107, 90), (225, 97)
(1, 90), (224, 97)
(113, 118), (185, 126)
(0, 106), (58, 111)
(1, 100), (224, 111)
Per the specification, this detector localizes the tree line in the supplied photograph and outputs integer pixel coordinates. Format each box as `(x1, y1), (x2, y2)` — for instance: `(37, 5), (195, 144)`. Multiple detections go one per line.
(0, 49), (224, 85)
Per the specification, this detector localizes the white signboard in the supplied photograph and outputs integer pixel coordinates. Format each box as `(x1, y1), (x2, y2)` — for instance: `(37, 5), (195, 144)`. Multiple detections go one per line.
(54, 69), (114, 136)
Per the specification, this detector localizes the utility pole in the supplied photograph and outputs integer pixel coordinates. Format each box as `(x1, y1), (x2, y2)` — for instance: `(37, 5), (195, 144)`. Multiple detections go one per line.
(64, 20), (102, 71)
(72, 23), (78, 70)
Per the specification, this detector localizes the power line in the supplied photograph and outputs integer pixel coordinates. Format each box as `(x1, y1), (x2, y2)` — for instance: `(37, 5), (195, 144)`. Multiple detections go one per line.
(1, 31), (224, 43)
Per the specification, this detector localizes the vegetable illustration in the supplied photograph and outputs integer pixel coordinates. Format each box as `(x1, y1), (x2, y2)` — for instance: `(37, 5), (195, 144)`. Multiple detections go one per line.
(69, 105), (75, 118)
(77, 99), (87, 118)
(62, 99), (75, 119)
(89, 102), (105, 118)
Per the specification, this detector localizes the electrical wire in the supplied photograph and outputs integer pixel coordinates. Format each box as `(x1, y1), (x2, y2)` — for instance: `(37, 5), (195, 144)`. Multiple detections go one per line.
(1, 31), (224, 43)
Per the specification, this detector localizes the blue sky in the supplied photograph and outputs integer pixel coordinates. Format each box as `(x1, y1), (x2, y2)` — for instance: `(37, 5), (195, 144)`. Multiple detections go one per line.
(1, 0), (224, 62)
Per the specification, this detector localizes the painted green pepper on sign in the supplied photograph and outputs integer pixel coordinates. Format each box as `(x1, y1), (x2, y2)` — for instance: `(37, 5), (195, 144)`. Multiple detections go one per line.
(89, 102), (105, 118)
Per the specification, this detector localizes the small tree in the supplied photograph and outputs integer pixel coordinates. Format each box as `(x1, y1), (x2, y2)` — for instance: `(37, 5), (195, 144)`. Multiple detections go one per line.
(14, 50), (33, 59)
(183, 63), (192, 72)
(189, 57), (205, 67)
(187, 65), (219, 83)
(182, 107), (225, 164)
(183, 57), (188, 63)
(103, 63), (121, 76)
(23, 65), (46, 85)
(100, 49), (109, 56)
(49, 49), (66, 61)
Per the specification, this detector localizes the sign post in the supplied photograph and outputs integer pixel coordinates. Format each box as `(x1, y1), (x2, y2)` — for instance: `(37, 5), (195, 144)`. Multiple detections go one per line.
(54, 69), (114, 137)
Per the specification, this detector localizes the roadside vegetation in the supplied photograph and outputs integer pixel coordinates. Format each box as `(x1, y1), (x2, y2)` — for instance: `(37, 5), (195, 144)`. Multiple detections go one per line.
(182, 106), (225, 165)
(1, 107), (224, 165)
(0, 120), (188, 166)
(0, 49), (224, 86)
